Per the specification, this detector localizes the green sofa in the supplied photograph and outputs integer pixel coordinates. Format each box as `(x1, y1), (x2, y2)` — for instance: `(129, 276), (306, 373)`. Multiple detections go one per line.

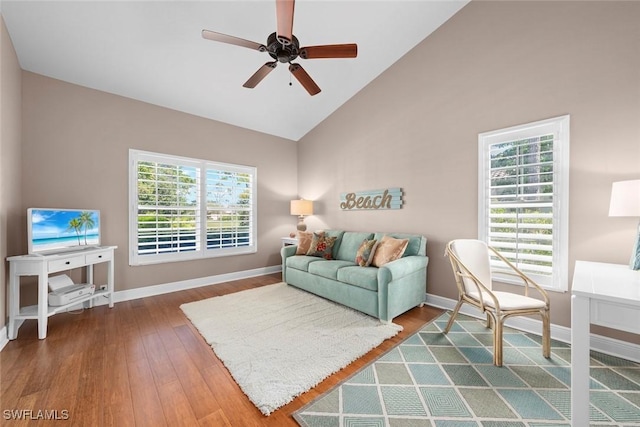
(281, 230), (428, 322)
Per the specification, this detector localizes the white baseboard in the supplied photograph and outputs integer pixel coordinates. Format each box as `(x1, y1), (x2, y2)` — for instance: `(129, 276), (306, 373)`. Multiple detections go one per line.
(426, 293), (640, 364)
(94, 265), (282, 306)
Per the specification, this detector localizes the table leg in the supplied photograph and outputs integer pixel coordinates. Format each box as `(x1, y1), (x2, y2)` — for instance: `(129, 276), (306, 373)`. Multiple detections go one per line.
(8, 264), (19, 340)
(571, 294), (590, 426)
(87, 263), (94, 309)
(107, 259), (114, 308)
(37, 269), (49, 339)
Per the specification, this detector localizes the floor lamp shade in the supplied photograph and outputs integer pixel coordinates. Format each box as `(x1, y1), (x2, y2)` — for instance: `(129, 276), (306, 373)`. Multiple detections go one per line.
(291, 199), (313, 232)
(609, 179), (640, 270)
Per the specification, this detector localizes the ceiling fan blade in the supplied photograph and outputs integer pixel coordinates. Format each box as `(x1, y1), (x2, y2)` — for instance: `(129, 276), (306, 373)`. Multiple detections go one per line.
(243, 62), (278, 88)
(300, 44), (358, 59)
(202, 29), (266, 52)
(275, 0), (295, 45)
(289, 63), (321, 96)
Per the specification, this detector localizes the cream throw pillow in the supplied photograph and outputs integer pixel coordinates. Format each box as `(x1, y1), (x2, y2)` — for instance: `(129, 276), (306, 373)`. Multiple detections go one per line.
(295, 231), (317, 255)
(371, 235), (409, 267)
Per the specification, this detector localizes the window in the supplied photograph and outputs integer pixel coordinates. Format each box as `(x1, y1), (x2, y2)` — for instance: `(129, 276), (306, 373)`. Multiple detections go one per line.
(129, 149), (256, 266)
(478, 115), (569, 291)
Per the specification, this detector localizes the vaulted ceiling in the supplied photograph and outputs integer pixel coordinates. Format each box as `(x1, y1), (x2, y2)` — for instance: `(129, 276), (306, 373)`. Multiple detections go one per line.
(1, 1), (468, 141)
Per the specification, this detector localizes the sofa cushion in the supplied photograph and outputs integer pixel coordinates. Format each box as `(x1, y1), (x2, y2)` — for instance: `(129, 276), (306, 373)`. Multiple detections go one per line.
(335, 232), (375, 262)
(336, 266), (379, 291)
(371, 235), (408, 267)
(373, 232), (426, 257)
(308, 260), (357, 280)
(286, 255), (324, 272)
(355, 239), (378, 267)
(306, 233), (337, 259)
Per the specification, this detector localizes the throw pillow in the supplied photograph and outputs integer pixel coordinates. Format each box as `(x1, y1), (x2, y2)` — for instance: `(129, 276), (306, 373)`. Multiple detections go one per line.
(306, 233), (337, 259)
(295, 231), (316, 255)
(371, 235), (409, 267)
(355, 239), (378, 267)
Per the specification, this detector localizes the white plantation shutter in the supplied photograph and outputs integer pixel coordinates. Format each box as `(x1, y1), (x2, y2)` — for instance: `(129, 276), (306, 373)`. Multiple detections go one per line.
(205, 166), (254, 250)
(129, 150), (256, 266)
(136, 159), (200, 257)
(478, 116), (569, 290)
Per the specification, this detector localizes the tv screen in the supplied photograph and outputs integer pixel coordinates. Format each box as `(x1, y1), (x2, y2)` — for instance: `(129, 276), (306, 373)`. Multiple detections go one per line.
(27, 208), (101, 255)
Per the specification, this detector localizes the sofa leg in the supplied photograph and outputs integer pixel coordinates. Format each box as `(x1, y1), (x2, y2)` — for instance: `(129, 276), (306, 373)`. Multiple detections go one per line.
(380, 319), (392, 325)
(419, 302), (425, 308)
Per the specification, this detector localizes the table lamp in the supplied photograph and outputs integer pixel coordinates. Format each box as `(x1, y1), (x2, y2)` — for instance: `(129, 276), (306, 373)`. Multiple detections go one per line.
(290, 199), (313, 232)
(609, 179), (640, 270)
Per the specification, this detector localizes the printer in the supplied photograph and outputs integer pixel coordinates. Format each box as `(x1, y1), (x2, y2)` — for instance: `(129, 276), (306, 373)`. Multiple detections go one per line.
(48, 274), (95, 306)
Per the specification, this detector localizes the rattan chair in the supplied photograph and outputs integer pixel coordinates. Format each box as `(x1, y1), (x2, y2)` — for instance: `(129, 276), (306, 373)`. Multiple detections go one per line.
(444, 239), (550, 366)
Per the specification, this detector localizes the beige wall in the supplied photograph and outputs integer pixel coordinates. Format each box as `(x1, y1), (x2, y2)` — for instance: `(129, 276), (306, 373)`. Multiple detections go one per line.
(21, 72), (298, 294)
(298, 1), (640, 341)
(1, 15), (23, 333)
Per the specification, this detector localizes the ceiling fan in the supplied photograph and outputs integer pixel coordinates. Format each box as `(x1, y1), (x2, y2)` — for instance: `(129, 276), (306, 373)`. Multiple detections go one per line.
(202, 0), (357, 96)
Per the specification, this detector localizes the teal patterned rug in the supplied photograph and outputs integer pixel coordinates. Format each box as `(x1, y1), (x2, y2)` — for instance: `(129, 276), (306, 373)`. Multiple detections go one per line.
(293, 312), (640, 427)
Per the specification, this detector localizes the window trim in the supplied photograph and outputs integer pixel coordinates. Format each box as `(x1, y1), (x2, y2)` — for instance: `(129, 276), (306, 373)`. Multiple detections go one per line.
(478, 115), (570, 291)
(128, 149), (257, 266)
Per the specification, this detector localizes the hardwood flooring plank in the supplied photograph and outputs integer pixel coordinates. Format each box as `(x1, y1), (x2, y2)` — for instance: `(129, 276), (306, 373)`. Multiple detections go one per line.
(0, 345), (27, 395)
(69, 332), (105, 427)
(166, 343), (222, 420)
(11, 389), (48, 427)
(127, 357), (167, 427)
(132, 301), (160, 337)
(200, 364), (264, 427)
(43, 351), (82, 410)
(142, 333), (179, 387)
(17, 342), (57, 397)
(102, 342), (135, 427)
(174, 324), (219, 370)
(157, 379), (200, 427)
(198, 408), (235, 427)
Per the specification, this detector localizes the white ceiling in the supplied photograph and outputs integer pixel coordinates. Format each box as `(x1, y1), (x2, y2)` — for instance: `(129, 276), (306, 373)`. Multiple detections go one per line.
(1, 0), (468, 141)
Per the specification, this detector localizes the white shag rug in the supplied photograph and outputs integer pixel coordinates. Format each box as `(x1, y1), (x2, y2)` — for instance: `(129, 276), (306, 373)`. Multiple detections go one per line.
(180, 282), (402, 416)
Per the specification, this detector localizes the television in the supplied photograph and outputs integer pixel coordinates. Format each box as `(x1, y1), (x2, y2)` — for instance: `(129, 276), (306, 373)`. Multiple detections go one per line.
(27, 208), (101, 255)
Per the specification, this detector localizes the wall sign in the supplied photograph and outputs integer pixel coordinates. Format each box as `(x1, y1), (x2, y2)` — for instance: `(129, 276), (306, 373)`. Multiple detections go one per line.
(340, 188), (403, 211)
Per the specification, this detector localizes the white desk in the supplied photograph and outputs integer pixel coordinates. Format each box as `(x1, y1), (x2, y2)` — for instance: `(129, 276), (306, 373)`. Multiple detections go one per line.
(7, 246), (117, 340)
(571, 261), (640, 426)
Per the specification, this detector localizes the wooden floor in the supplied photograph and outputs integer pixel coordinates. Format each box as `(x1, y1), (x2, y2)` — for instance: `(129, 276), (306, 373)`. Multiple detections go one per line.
(1, 274), (443, 426)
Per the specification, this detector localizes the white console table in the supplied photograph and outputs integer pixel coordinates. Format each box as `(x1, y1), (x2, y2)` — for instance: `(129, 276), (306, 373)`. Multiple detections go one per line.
(571, 260), (640, 426)
(281, 236), (298, 247)
(7, 246), (117, 340)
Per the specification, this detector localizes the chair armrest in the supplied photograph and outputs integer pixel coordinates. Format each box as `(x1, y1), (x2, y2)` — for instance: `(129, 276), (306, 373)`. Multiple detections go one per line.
(489, 257), (549, 304)
(378, 256), (428, 283)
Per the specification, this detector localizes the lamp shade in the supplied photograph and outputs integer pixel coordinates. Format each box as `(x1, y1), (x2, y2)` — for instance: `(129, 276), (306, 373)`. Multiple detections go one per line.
(290, 199), (313, 216)
(609, 180), (640, 217)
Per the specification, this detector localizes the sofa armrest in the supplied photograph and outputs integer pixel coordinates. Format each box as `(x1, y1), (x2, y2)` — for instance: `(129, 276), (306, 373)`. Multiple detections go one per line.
(281, 244), (297, 259)
(377, 256), (428, 283)
(377, 255), (429, 322)
(281, 245), (298, 282)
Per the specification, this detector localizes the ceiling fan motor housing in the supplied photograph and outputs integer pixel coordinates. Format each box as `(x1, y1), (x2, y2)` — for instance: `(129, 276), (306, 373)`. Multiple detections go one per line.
(267, 32), (300, 63)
